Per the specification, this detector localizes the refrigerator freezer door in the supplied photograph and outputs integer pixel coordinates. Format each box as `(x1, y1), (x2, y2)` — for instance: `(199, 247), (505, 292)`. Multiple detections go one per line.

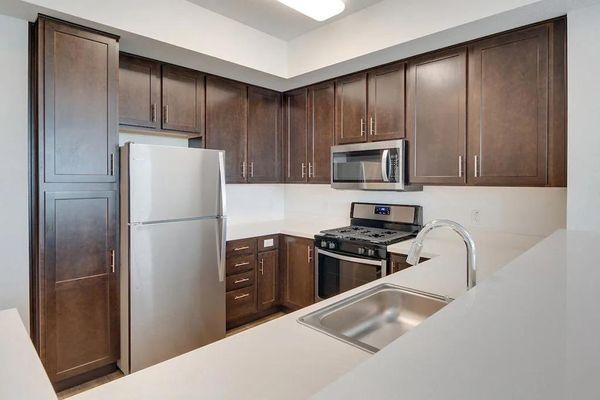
(128, 144), (223, 223)
(127, 217), (226, 373)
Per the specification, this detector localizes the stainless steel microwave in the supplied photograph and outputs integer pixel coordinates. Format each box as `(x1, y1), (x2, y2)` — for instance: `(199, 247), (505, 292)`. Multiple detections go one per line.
(331, 140), (421, 191)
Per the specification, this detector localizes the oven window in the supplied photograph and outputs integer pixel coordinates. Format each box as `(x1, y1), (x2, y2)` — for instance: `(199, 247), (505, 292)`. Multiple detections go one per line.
(317, 252), (382, 300)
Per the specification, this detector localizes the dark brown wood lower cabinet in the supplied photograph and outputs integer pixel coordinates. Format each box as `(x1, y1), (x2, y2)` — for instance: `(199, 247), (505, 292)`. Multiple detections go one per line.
(257, 250), (279, 311)
(42, 191), (119, 383)
(281, 236), (315, 310)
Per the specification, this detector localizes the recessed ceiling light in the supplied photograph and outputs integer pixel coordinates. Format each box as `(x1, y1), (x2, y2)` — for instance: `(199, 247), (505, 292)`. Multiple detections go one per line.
(278, 0), (346, 22)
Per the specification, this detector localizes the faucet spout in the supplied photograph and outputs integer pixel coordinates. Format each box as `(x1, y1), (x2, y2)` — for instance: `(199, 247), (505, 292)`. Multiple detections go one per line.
(406, 219), (477, 290)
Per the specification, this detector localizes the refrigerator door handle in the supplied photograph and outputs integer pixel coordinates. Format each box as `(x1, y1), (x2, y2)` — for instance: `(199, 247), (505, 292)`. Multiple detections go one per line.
(217, 150), (227, 282)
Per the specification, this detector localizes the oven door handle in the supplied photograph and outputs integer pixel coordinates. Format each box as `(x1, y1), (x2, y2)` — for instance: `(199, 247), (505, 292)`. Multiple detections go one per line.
(317, 248), (384, 266)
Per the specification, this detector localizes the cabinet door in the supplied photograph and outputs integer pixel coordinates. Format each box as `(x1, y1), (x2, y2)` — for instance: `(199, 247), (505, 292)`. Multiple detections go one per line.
(367, 63), (405, 141)
(283, 89), (308, 183)
(335, 73), (367, 144)
(468, 24), (549, 186)
(308, 82), (334, 184)
(407, 48), (467, 185)
(206, 76), (248, 183)
(161, 65), (205, 134)
(281, 236), (314, 309)
(257, 250), (279, 311)
(119, 54), (161, 129)
(247, 87), (281, 183)
(42, 191), (118, 383)
(41, 19), (118, 183)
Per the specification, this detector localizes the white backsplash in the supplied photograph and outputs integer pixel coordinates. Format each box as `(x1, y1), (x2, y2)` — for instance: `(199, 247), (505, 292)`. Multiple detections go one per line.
(284, 185), (567, 237)
(226, 184), (285, 223)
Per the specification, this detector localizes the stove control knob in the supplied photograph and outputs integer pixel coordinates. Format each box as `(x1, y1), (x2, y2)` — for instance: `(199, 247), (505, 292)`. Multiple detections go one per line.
(328, 242), (336, 249)
(320, 240), (327, 248)
(367, 249), (375, 257)
(357, 247), (365, 255)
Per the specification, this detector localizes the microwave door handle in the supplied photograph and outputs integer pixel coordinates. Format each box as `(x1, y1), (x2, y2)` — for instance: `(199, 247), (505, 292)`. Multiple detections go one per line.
(381, 149), (390, 182)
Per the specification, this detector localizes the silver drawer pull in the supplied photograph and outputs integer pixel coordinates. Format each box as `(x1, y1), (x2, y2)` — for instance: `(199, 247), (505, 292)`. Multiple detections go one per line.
(234, 246), (250, 251)
(234, 293), (250, 300)
(234, 278), (250, 284)
(234, 261), (250, 267)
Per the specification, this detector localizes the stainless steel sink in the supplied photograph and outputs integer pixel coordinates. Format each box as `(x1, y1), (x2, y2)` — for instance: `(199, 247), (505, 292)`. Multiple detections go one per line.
(298, 283), (451, 353)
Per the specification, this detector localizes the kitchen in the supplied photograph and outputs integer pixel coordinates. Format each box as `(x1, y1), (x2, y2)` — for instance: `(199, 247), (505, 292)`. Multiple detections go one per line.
(0, 0), (599, 399)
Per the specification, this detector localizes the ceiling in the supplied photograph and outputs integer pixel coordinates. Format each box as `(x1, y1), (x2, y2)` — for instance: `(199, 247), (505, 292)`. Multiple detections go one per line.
(186, 0), (385, 40)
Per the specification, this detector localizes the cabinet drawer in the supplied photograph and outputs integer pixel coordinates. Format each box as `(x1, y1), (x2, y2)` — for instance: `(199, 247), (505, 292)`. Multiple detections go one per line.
(226, 238), (257, 257)
(226, 270), (255, 291)
(226, 287), (257, 321)
(257, 234), (279, 252)
(226, 254), (256, 276)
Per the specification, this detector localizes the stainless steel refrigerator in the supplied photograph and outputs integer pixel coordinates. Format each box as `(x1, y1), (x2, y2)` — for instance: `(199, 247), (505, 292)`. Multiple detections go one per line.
(119, 143), (226, 374)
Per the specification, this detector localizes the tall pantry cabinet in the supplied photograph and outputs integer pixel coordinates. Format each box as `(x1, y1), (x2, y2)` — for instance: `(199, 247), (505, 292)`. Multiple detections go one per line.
(30, 16), (120, 389)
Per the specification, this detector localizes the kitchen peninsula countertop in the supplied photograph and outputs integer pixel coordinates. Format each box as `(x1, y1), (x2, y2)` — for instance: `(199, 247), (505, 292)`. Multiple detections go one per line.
(70, 223), (549, 400)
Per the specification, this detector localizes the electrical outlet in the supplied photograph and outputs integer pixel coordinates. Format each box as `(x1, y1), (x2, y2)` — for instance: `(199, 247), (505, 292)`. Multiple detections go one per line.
(471, 209), (481, 224)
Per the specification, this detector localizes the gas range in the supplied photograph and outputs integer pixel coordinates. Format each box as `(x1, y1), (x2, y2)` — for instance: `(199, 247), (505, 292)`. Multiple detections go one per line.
(313, 203), (423, 301)
(314, 203), (423, 260)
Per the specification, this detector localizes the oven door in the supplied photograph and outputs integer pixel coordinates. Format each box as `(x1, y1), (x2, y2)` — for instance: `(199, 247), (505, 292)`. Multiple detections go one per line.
(316, 248), (387, 301)
(331, 140), (405, 190)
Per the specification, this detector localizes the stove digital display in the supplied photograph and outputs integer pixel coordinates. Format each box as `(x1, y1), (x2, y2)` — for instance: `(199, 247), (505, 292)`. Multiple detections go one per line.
(374, 206), (391, 215)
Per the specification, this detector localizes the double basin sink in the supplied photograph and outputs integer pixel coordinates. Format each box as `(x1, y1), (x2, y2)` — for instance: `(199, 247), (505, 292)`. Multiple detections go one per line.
(298, 283), (451, 353)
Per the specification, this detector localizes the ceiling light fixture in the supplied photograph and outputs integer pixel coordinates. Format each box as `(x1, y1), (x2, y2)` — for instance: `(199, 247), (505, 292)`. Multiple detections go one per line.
(278, 0), (346, 22)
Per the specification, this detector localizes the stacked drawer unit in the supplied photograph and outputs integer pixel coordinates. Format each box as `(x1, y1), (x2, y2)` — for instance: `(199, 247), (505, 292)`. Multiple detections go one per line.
(225, 235), (279, 328)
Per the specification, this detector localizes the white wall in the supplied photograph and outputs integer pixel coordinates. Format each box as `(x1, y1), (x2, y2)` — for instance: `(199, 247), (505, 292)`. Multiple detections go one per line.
(0, 14), (30, 328)
(567, 2), (600, 232)
(285, 185), (567, 237)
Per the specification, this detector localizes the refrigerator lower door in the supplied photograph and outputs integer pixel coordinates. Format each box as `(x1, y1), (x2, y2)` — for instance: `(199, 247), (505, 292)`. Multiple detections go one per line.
(124, 217), (225, 374)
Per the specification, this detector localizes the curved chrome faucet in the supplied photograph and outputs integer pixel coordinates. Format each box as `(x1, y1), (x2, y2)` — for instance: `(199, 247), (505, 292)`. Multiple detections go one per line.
(406, 219), (477, 290)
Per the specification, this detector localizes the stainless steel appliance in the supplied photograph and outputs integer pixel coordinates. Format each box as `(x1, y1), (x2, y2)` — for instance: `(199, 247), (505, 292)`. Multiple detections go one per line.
(330, 139), (421, 191)
(119, 143), (227, 374)
(314, 203), (422, 301)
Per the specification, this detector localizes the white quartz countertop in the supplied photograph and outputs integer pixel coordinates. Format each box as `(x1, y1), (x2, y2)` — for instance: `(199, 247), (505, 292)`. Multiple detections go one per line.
(314, 229), (600, 399)
(71, 225), (544, 400)
(0, 309), (56, 400)
(226, 216), (349, 240)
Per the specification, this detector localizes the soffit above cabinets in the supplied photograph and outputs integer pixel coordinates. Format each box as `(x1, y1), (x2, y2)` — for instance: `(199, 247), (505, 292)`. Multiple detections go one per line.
(185, 0), (384, 40)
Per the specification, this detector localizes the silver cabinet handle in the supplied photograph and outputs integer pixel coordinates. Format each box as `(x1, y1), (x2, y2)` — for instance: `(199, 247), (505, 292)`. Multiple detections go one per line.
(234, 293), (250, 300)
(474, 155), (479, 178)
(163, 104), (169, 124)
(458, 155), (463, 178)
(234, 246), (250, 252)
(370, 117), (376, 136)
(307, 246), (313, 263)
(308, 162), (313, 178)
(234, 278), (250, 284)
(250, 162), (254, 178)
(259, 258), (264, 275)
(360, 118), (365, 136)
(234, 261), (250, 267)
(151, 103), (157, 123)
(301, 163), (306, 178)
(241, 161), (247, 178)
(110, 250), (115, 273)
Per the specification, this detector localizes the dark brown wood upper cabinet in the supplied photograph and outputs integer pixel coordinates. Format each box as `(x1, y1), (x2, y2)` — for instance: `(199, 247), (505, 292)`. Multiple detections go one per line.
(205, 76), (248, 183)
(335, 72), (368, 144)
(119, 54), (161, 129)
(283, 88), (309, 183)
(161, 65), (205, 134)
(407, 48), (467, 185)
(281, 236), (315, 310)
(468, 24), (550, 186)
(257, 250), (279, 311)
(247, 87), (281, 183)
(41, 19), (118, 183)
(367, 63), (406, 141)
(308, 82), (335, 183)
(43, 190), (119, 383)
